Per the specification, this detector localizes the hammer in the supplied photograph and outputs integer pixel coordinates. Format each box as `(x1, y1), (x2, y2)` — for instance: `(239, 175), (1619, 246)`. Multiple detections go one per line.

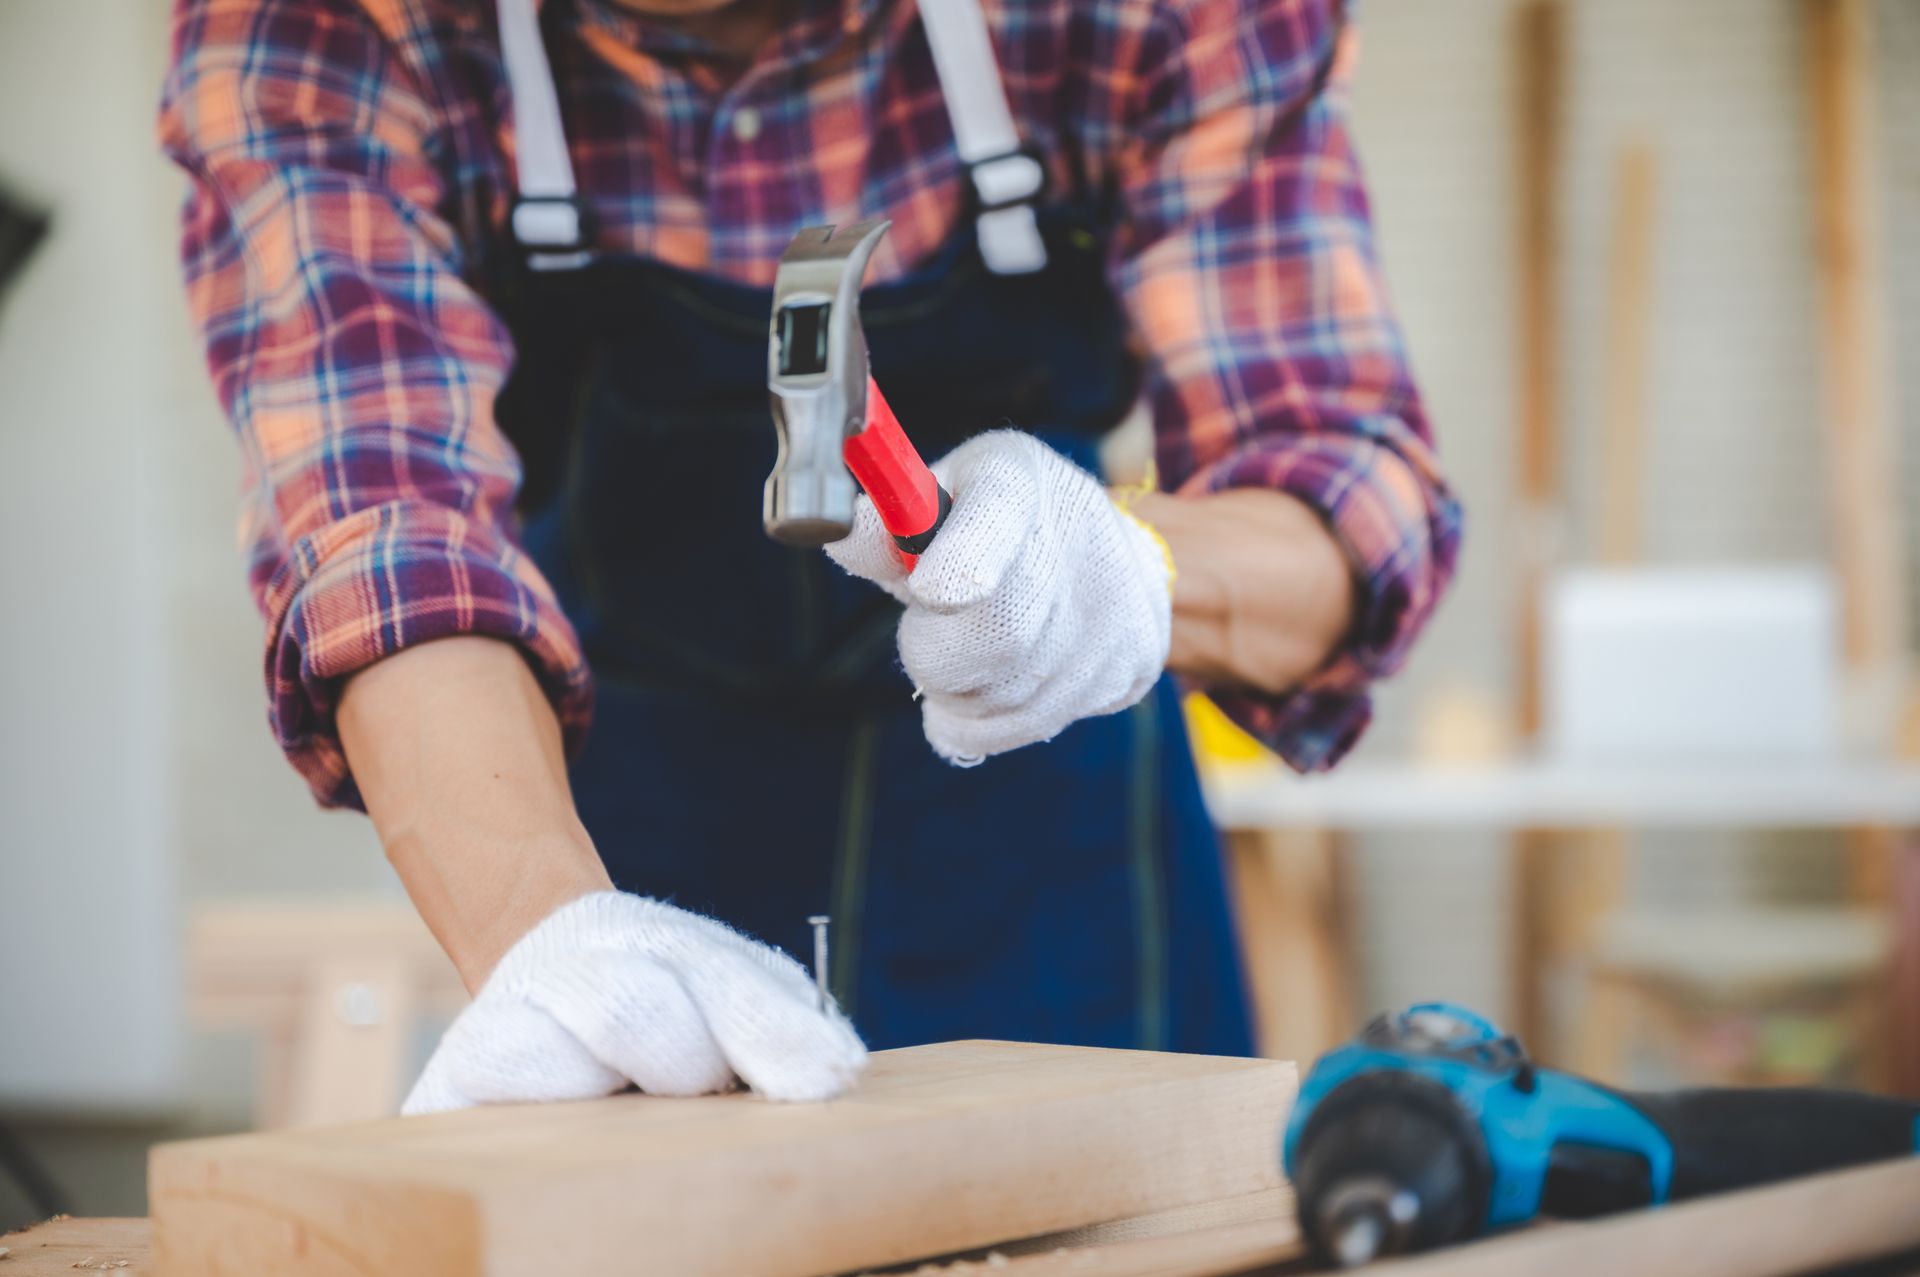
(765, 219), (950, 567)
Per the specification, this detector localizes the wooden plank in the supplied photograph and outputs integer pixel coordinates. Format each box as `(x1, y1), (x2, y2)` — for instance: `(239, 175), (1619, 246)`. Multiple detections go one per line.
(190, 901), (469, 1129)
(1377, 1156), (1920, 1277)
(1807, 0), (1916, 1093)
(1804, 0), (1905, 687)
(1597, 144), (1657, 567)
(1508, 0), (1565, 1056)
(895, 1218), (1302, 1277)
(1009, 1187), (1292, 1253)
(1511, 0), (1565, 742)
(1511, 0), (1565, 520)
(149, 1041), (1296, 1277)
(931, 1157), (1920, 1277)
(1223, 830), (1351, 1066)
(31, 1159), (1920, 1277)
(1509, 828), (1558, 1059)
(1893, 834), (1920, 1097)
(189, 900), (466, 1024)
(284, 957), (418, 1129)
(0, 1217), (150, 1275)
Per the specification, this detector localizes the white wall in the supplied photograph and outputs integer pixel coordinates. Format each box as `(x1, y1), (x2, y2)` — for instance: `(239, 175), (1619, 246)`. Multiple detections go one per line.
(0, 0), (392, 1115)
(0, 0), (182, 1109)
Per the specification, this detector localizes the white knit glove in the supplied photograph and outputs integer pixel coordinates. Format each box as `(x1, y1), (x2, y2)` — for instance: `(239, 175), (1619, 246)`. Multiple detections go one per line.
(402, 893), (866, 1114)
(826, 430), (1173, 764)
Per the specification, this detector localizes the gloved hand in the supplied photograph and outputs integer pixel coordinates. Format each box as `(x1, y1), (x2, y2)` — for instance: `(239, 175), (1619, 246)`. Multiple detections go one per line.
(402, 892), (866, 1114)
(826, 430), (1173, 764)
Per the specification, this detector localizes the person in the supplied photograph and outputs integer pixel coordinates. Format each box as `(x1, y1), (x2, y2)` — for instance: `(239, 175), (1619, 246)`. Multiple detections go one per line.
(158, 0), (1460, 1111)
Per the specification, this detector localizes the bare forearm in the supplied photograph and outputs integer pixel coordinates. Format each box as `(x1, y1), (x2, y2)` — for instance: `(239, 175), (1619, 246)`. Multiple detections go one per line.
(1134, 489), (1356, 695)
(338, 636), (611, 992)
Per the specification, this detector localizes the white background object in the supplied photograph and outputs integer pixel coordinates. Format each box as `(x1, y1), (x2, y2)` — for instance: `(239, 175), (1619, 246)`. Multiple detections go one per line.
(1545, 567), (1840, 762)
(0, 1), (181, 1109)
(0, 2), (393, 1114)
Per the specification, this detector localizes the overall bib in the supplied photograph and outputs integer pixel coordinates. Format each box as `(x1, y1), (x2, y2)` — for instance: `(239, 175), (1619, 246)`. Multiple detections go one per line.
(491, 0), (1254, 1056)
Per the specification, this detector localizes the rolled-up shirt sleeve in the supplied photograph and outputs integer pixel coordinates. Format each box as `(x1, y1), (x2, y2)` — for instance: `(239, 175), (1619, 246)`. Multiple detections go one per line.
(1112, 0), (1463, 772)
(158, 0), (590, 808)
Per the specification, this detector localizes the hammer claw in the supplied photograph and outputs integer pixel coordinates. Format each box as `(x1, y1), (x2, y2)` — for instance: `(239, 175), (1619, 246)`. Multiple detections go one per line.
(777, 218), (893, 268)
(778, 223), (840, 263)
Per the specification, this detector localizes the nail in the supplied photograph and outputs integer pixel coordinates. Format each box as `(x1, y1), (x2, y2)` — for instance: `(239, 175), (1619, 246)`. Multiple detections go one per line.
(807, 915), (831, 1012)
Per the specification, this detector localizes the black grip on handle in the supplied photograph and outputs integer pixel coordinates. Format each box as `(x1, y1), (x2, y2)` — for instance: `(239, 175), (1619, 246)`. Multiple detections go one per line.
(1617, 1086), (1920, 1200)
(892, 483), (951, 556)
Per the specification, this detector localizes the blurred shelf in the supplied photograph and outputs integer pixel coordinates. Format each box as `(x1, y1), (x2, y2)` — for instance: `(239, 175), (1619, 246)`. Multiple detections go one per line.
(1593, 907), (1889, 993)
(1202, 759), (1920, 830)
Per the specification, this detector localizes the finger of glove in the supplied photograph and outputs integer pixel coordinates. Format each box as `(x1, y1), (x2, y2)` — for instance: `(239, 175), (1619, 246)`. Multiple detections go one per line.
(672, 943), (868, 1102)
(401, 1049), (470, 1116)
(640, 898), (828, 1008)
(908, 432), (1046, 612)
(920, 686), (1069, 763)
(528, 951), (735, 1097)
(918, 631), (1163, 763)
(896, 586), (1051, 700)
(625, 894), (867, 1098)
(822, 494), (912, 602)
(410, 997), (626, 1112)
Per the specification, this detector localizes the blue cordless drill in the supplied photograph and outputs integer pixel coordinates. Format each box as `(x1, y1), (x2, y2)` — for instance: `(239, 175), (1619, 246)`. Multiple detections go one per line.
(1283, 1004), (1920, 1267)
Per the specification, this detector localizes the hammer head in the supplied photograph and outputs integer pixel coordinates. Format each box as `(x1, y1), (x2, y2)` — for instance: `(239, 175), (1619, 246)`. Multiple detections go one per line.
(764, 218), (891, 546)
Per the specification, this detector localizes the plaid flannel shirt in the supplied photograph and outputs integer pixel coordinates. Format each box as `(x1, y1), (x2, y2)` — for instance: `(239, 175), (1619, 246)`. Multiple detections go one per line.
(158, 0), (1461, 808)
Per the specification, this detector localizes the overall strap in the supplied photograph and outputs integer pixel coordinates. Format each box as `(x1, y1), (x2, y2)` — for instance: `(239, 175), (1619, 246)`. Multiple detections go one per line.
(496, 0), (1048, 275)
(918, 0), (1049, 275)
(497, 0), (593, 269)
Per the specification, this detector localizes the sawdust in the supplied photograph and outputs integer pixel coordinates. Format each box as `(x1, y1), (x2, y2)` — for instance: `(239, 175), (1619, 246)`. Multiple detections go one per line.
(69, 1260), (130, 1270)
(860, 1247), (1107, 1275)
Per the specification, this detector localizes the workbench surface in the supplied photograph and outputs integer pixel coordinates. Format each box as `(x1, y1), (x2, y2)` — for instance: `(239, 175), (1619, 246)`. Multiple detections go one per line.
(12, 1159), (1920, 1277)
(1, 1217), (148, 1274)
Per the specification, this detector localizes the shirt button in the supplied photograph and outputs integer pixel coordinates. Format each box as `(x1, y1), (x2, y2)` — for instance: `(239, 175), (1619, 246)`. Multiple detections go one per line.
(732, 107), (762, 142)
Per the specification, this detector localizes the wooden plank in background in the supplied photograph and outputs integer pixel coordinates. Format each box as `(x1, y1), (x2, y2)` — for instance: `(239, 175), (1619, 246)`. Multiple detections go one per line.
(190, 902), (469, 1129)
(1223, 829), (1351, 1067)
(1805, 0), (1917, 1095)
(1598, 144), (1658, 568)
(1804, 0), (1905, 686)
(150, 1041), (1296, 1277)
(1893, 837), (1920, 1098)
(1511, 0), (1565, 743)
(1508, 0), (1565, 1057)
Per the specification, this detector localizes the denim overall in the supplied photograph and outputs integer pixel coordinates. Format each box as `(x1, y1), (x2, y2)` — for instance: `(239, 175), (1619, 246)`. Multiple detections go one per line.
(491, 4), (1254, 1057)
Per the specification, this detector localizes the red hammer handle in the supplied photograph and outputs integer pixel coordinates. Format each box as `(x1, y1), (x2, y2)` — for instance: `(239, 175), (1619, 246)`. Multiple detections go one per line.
(842, 376), (950, 569)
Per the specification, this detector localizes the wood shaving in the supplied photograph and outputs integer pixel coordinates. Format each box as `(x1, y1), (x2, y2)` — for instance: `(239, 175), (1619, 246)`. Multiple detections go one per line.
(868, 1251), (1021, 1276)
(70, 1260), (130, 1270)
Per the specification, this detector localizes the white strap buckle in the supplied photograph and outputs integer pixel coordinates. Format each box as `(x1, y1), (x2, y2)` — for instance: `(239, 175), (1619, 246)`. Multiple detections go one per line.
(968, 151), (1047, 213)
(511, 198), (583, 249)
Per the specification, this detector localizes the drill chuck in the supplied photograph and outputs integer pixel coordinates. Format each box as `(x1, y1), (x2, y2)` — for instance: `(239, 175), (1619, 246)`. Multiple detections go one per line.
(1291, 1071), (1490, 1266)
